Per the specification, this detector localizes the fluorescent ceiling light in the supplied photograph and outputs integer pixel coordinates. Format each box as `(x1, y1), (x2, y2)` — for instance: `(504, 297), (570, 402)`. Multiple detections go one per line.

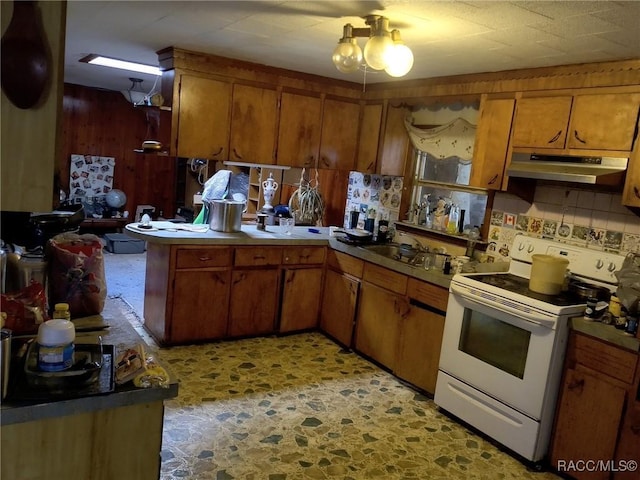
(80, 54), (161, 76)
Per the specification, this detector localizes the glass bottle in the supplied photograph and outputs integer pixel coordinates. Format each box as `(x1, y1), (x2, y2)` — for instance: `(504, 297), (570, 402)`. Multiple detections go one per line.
(447, 204), (459, 234)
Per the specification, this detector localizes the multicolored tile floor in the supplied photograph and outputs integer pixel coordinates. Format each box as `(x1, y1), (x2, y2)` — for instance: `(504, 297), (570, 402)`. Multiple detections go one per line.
(151, 331), (561, 480)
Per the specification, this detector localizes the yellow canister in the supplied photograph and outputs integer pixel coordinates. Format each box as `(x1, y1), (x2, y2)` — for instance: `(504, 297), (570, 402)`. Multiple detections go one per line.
(609, 294), (622, 318)
(529, 254), (569, 295)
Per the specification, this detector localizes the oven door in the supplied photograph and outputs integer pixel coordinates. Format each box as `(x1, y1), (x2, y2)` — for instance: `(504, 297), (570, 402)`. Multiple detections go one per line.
(438, 284), (565, 420)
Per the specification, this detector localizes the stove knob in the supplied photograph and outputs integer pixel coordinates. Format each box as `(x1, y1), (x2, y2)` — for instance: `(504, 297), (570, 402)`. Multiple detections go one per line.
(595, 259), (604, 269)
(607, 262), (616, 272)
(517, 242), (525, 251)
(527, 244), (534, 253)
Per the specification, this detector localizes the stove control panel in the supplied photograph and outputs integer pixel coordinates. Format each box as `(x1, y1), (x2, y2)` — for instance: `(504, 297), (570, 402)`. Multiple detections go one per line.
(511, 234), (626, 284)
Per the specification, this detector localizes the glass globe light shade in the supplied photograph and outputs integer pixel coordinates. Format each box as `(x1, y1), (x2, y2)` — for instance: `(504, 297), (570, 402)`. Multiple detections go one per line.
(363, 34), (394, 70)
(105, 189), (127, 209)
(384, 43), (414, 77)
(332, 39), (363, 74)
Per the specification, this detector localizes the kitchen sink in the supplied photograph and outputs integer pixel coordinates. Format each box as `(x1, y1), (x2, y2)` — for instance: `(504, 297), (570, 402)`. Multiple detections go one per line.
(361, 243), (420, 264)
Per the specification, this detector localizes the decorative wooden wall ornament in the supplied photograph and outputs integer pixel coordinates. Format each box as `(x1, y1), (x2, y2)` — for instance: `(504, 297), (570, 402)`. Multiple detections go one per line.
(1, 1), (52, 109)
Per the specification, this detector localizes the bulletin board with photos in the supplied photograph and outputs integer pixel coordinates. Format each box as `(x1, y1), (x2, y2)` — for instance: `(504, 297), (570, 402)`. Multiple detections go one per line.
(69, 154), (116, 201)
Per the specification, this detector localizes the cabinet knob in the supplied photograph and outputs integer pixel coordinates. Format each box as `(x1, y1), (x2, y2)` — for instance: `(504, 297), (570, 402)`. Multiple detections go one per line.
(488, 174), (499, 185)
(233, 148), (243, 159)
(285, 257), (290, 262)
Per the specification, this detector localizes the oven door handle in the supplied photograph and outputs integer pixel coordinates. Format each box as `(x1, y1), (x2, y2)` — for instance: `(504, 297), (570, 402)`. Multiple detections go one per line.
(450, 284), (556, 328)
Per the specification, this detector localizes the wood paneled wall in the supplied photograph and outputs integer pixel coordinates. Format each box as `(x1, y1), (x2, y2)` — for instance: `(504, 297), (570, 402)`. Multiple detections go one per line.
(59, 84), (176, 217)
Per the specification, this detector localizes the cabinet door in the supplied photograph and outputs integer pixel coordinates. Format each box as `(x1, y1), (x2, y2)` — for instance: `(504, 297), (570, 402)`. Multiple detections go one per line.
(318, 98), (360, 170)
(622, 141), (640, 207)
(228, 269), (279, 337)
(395, 301), (445, 394)
(177, 74), (231, 159)
(569, 93), (640, 151)
(551, 368), (626, 480)
(170, 270), (230, 343)
(469, 97), (515, 190)
(320, 269), (359, 347)
(280, 267), (323, 333)
(356, 103), (383, 173)
(355, 282), (407, 370)
(511, 96), (572, 149)
(229, 83), (278, 164)
(615, 356), (640, 479)
(378, 103), (411, 176)
(276, 91), (321, 168)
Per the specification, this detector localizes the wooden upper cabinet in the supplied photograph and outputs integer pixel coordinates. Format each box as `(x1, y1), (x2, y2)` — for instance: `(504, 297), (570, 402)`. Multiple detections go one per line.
(276, 91), (321, 168)
(469, 97), (515, 190)
(512, 93), (640, 152)
(176, 74), (231, 159)
(229, 83), (278, 164)
(378, 102), (411, 176)
(356, 103), (383, 173)
(318, 97), (360, 170)
(511, 96), (572, 149)
(568, 93), (640, 151)
(622, 137), (640, 207)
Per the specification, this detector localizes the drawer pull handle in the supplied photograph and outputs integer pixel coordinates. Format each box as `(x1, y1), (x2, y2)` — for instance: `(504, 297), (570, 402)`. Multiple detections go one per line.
(568, 378), (584, 391)
(199, 256), (211, 262)
(488, 174), (499, 185)
(211, 146), (223, 157)
(233, 148), (243, 159)
(254, 255), (266, 260)
(573, 130), (587, 144)
(548, 130), (562, 144)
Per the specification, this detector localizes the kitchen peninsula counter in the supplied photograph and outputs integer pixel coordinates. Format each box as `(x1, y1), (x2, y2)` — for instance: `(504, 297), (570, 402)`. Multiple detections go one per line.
(0, 303), (178, 480)
(125, 222), (454, 289)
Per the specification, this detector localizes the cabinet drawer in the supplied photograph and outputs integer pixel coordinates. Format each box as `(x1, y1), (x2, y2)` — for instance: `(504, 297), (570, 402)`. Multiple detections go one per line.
(282, 247), (326, 265)
(234, 247), (281, 267)
(175, 247), (232, 269)
(326, 250), (364, 278)
(573, 333), (637, 385)
(407, 278), (448, 312)
(363, 263), (407, 295)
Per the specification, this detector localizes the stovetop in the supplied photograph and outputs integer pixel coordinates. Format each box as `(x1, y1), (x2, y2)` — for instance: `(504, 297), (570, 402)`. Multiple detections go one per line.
(470, 273), (585, 307)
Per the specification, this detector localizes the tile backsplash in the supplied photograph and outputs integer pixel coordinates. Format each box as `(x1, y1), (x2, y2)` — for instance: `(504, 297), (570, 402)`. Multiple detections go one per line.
(487, 185), (640, 262)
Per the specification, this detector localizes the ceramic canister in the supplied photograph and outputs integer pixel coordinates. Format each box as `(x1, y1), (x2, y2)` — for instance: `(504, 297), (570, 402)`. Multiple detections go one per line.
(37, 319), (75, 371)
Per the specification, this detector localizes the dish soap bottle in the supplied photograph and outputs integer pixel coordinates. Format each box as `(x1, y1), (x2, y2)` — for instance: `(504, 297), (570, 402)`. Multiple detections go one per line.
(447, 204), (459, 234)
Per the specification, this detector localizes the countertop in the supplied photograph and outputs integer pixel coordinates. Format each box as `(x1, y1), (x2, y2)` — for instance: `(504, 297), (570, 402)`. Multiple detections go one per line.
(1, 300), (179, 426)
(571, 316), (640, 353)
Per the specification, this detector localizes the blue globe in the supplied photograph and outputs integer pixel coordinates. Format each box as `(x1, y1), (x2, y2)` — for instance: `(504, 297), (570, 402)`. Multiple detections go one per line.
(105, 189), (127, 208)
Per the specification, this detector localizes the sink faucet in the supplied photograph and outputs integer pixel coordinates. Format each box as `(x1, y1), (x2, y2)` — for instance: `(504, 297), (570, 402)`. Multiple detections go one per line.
(395, 232), (428, 252)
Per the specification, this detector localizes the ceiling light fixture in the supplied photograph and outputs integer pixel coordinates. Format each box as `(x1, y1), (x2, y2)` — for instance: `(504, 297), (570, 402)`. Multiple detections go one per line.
(332, 15), (413, 78)
(121, 77), (147, 105)
(80, 54), (162, 76)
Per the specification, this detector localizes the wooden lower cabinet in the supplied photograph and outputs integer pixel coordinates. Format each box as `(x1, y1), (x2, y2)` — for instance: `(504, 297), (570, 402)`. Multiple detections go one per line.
(228, 269), (279, 337)
(143, 244), (232, 345)
(279, 267), (323, 333)
(320, 268), (360, 347)
(2, 401), (164, 480)
(395, 300), (445, 394)
(550, 332), (640, 479)
(170, 269), (230, 343)
(355, 281), (408, 370)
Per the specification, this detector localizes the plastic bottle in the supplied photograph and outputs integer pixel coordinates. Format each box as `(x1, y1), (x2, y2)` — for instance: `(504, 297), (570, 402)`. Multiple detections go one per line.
(52, 303), (71, 321)
(447, 205), (459, 234)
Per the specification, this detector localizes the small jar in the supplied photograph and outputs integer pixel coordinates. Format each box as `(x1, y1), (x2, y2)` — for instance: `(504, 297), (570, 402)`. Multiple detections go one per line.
(584, 297), (599, 320)
(37, 319), (75, 372)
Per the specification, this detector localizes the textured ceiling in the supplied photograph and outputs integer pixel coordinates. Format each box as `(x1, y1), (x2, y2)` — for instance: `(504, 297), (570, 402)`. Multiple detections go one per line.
(62, 0), (640, 94)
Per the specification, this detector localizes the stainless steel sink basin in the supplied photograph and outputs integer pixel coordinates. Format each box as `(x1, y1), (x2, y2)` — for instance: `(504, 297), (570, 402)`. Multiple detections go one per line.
(361, 243), (420, 263)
